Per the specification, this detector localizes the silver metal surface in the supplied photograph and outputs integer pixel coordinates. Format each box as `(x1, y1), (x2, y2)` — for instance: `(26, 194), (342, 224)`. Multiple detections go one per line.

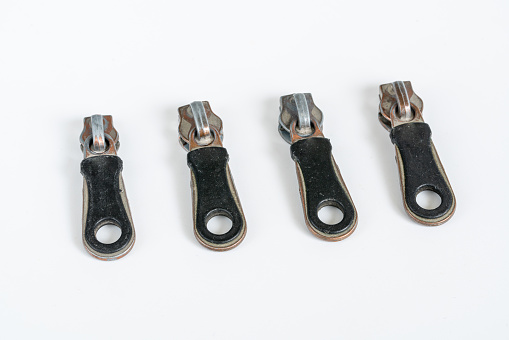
(91, 114), (106, 153)
(189, 101), (214, 146)
(378, 81), (424, 131)
(178, 101), (224, 151)
(393, 81), (413, 121)
(294, 93), (313, 135)
(80, 115), (119, 158)
(279, 93), (323, 144)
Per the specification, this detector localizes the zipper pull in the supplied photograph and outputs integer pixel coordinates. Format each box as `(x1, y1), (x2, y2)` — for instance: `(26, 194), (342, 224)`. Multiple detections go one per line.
(279, 93), (358, 241)
(178, 101), (247, 251)
(79, 115), (135, 260)
(379, 81), (456, 225)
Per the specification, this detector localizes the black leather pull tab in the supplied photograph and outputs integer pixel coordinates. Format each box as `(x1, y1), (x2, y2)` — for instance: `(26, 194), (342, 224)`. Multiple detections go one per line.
(290, 137), (357, 240)
(187, 147), (246, 251)
(390, 122), (456, 225)
(81, 155), (135, 260)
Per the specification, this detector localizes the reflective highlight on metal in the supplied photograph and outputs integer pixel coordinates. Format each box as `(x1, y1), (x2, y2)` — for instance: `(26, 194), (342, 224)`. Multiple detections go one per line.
(90, 114), (106, 153)
(189, 101), (214, 146)
(294, 93), (313, 136)
(393, 81), (413, 121)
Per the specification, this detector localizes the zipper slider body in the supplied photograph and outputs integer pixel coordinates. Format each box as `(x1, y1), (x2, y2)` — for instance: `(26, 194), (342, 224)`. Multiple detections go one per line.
(379, 81), (456, 225)
(79, 115), (135, 260)
(279, 93), (358, 241)
(178, 101), (247, 251)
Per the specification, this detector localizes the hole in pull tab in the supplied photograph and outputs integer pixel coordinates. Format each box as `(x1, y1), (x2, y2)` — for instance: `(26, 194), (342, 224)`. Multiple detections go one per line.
(318, 205), (344, 225)
(207, 215), (233, 235)
(416, 190), (442, 210)
(96, 224), (122, 244)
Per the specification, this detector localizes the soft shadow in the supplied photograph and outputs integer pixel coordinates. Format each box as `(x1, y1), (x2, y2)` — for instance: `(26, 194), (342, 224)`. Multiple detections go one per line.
(260, 96), (309, 235)
(361, 85), (405, 216)
(63, 117), (88, 255)
(161, 107), (195, 243)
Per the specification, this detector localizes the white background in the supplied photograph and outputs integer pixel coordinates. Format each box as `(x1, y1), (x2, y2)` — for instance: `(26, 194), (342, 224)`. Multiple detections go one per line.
(0, 0), (508, 339)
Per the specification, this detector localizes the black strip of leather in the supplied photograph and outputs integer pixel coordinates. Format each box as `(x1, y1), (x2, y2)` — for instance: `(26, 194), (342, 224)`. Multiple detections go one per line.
(290, 137), (356, 237)
(390, 122), (455, 222)
(187, 147), (245, 246)
(81, 155), (134, 254)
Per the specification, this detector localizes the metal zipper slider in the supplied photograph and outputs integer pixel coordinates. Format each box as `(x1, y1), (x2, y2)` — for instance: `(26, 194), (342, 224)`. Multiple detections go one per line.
(379, 81), (456, 225)
(79, 115), (135, 260)
(178, 101), (247, 251)
(279, 93), (358, 241)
